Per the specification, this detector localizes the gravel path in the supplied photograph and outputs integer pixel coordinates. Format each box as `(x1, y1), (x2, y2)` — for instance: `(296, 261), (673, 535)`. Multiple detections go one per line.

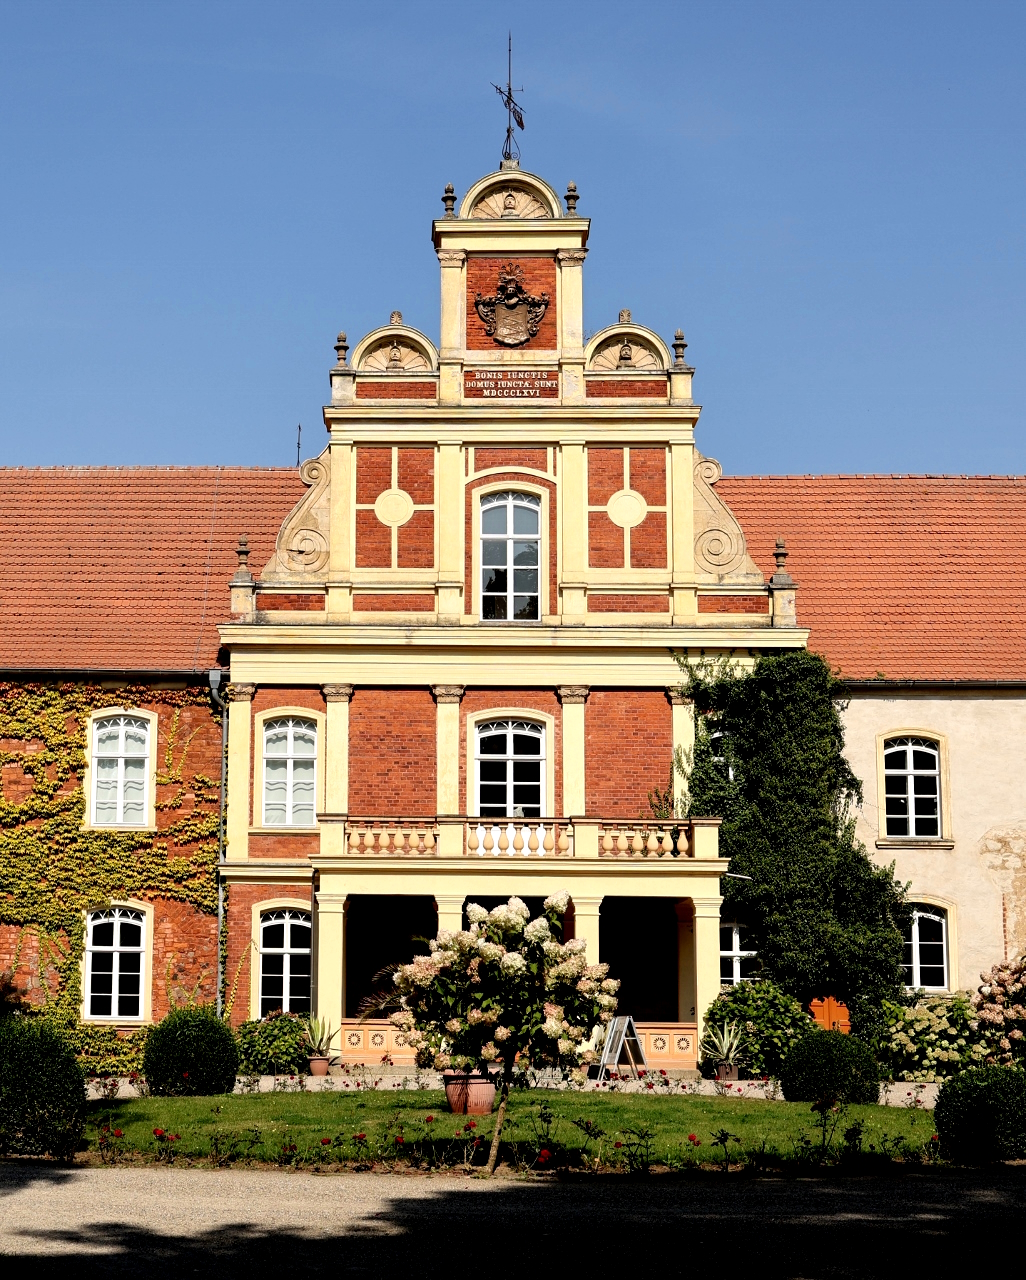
(2, 1162), (1020, 1276)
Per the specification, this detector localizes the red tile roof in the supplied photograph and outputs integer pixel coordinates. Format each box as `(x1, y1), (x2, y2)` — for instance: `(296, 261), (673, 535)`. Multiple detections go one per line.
(0, 468), (304, 672)
(718, 474), (1026, 682)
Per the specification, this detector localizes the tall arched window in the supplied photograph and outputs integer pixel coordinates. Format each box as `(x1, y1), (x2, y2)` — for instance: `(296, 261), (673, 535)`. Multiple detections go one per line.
(85, 907), (146, 1020)
(903, 904), (948, 990)
(475, 720), (544, 818)
(884, 737), (941, 837)
(263, 718), (317, 826)
(481, 491), (541, 621)
(93, 715), (149, 826)
(260, 909), (312, 1016)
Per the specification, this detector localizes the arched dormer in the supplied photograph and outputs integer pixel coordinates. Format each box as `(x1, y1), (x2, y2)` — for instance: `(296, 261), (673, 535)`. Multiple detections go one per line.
(351, 320), (439, 374)
(458, 169), (563, 221)
(585, 320), (672, 372)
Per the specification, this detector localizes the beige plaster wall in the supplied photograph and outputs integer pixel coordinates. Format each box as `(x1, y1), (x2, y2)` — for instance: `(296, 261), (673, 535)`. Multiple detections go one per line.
(842, 692), (1026, 991)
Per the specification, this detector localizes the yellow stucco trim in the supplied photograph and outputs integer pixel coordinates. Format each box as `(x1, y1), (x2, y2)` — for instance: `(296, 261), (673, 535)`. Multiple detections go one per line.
(465, 706), (557, 818)
(81, 707), (159, 832)
(79, 898), (155, 1026)
(874, 728), (953, 844)
(252, 706), (326, 833)
(248, 896), (313, 1022)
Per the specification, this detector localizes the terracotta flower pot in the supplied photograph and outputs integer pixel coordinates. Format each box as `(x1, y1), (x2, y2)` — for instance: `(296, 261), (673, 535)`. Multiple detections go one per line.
(443, 1070), (497, 1115)
(715, 1062), (739, 1082)
(307, 1056), (330, 1077)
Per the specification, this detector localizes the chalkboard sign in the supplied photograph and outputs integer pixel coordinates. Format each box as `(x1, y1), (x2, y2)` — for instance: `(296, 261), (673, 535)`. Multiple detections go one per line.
(597, 1016), (647, 1081)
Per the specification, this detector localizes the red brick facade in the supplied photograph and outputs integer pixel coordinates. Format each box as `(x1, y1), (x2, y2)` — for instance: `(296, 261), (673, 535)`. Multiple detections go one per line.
(588, 594), (670, 613)
(474, 448), (548, 472)
(459, 690), (562, 815)
(353, 594), (435, 611)
(225, 882), (312, 1027)
(465, 256), (558, 351)
(698, 594), (770, 614)
(586, 378), (668, 399)
(585, 690), (673, 817)
(347, 688), (437, 813)
(255, 593), (325, 611)
(355, 381), (437, 399)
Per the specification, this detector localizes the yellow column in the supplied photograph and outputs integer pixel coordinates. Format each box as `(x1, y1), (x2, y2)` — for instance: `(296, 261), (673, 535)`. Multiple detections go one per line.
(225, 683), (255, 861)
(436, 442), (464, 622)
(668, 690), (694, 814)
(315, 882), (347, 1026)
(670, 440), (697, 621)
(556, 249), (587, 404)
(322, 685), (353, 815)
(434, 893), (465, 934)
(437, 250), (466, 407)
(559, 442), (587, 620)
(571, 895), (603, 965)
(693, 897), (723, 1043)
(326, 440), (353, 619)
(557, 686), (588, 815)
(676, 901), (696, 1022)
(432, 685), (464, 814)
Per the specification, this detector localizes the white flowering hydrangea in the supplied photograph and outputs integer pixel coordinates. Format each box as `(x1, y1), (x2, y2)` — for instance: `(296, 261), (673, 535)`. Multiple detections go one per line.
(543, 891), (570, 914)
(501, 951), (527, 974)
(466, 903), (488, 924)
(524, 917), (551, 943)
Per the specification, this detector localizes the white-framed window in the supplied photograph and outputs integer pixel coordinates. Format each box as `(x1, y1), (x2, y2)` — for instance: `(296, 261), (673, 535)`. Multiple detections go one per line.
(262, 718), (317, 826)
(475, 720), (545, 818)
(481, 491), (541, 621)
(260, 909), (312, 1017)
(903, 904), (948, 990)
(884, 737), (941, 837)
(92, 715), (149, 826)
(720, 922), (757, 986)
(709, 718), (735, 782)
(85, 907), (146, 1020)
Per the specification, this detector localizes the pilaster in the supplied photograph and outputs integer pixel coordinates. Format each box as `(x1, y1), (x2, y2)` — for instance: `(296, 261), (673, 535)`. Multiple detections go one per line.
(559, 442), (587, 620)
(315, 886), (347, 1026)
(432, 684), (465, 814)
(557, 685), (589, 815)
(225, 684), (255, 861)
(670, 440), (697, 620)
(668, 689), (694, 813)
(326, 440), (354, 619)
(322, 684), (353, 814)
(692, 897), (723, 1042)
(557, 249), (587, 405)
(437, 250), (466, 407)
(436, 442), (464, 622)
(434, 893), (466, 933)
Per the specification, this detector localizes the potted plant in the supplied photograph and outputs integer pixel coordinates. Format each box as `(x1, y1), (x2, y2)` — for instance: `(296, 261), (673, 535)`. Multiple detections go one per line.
(700, 1019), (747, 1082)
(302, 1014), (336, 1076)
(390, 893), (619, 1173)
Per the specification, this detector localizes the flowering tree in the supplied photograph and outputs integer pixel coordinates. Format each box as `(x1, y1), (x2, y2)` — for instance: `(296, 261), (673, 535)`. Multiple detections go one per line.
(390, 893), (618, 1173)
(970, 957), (1026, 1064)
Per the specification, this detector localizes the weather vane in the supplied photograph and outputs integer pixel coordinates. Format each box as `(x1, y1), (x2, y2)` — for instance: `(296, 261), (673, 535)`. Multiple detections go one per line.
(492, 33), (524, 168)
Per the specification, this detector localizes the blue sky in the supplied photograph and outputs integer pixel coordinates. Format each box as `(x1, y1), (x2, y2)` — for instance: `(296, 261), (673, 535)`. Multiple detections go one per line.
(0, 1), (1023, 475)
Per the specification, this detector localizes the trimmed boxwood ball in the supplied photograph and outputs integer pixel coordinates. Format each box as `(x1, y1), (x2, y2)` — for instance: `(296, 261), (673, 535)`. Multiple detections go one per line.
(143, 1006), (239, 1096)
(0, 1018), (87, 1159)
(780, 1029), (879, 1104)
(935, 1066), (1026, 1164)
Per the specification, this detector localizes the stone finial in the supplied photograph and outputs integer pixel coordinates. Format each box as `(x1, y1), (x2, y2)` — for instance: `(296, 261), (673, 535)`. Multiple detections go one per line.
(232, 536), (254, 584)
(619, 309), (631, 324)
(441, 183), (457, 217)
(334, 331), (349, 366)
(773, 538), (789, 575)
(389, 311), (403, 326)
(564, 181), (579, 215)
(673, 329), (688, 368)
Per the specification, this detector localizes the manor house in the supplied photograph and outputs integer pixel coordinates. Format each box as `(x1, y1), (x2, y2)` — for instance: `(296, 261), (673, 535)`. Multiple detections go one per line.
(1, 160), (1023, 1068)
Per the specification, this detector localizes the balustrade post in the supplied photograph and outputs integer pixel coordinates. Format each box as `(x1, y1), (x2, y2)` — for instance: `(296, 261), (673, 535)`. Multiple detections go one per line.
(436, 815), (464, 857)
(571, 816), (600, 858)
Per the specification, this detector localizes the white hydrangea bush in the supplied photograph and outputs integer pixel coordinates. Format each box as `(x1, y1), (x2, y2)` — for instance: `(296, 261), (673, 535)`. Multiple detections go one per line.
(879, 992), (982, 1081)
(390, 893), (618, 1080)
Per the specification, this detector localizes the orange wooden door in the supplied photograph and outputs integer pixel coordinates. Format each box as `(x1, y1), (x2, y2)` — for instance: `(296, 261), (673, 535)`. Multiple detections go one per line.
(809, 996), (851, 1033)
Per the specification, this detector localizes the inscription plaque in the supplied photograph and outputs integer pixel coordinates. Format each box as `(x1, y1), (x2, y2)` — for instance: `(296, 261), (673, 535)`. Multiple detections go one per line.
(464, 369), (559, 399)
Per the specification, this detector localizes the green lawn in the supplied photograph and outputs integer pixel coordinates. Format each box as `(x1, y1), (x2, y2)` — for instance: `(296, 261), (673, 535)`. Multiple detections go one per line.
(85, 1089), (938, 1171)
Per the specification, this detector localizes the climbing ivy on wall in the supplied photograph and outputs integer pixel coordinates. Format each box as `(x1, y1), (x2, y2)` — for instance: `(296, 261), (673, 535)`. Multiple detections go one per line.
(0, 682), (221, 1072)
(676, 650), (909, 1041)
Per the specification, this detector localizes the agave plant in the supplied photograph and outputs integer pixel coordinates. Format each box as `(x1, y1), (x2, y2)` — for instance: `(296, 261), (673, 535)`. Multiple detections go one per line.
(699, 1019), (747, 1067)
(302, 1014), (337, 1057)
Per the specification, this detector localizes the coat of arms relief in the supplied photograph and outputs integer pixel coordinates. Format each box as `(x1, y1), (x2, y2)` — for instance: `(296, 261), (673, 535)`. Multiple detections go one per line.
(474, 261), (550, 347)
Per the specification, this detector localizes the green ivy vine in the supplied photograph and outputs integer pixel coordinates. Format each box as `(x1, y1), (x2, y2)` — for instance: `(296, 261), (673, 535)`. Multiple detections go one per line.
(0, 682), (221, 1072)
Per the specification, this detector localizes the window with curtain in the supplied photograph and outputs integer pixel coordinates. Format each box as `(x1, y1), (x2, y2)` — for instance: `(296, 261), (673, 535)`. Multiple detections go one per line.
(481, 491), (541, 621)
(260, 909), (312, 1016)
(475, 720), (545, 818)
(85, 907), (145, 1019)
(884, 737), (941, 837)
(263, 718), (317, 826)
(903, 905), (949, 990)
(93, 715), (149, 826)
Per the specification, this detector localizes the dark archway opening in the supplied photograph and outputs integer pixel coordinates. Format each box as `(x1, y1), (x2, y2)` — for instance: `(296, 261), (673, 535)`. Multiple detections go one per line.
(344, 895), (438, 1016)
(599, 897), (678, 1022)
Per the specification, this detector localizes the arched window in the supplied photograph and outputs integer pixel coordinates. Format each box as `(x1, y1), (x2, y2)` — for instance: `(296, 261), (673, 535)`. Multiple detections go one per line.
(903, 904), (948, 990)
(719, 922), (756, 986)
(263, 718), (317, 826)
(93, 715), (149, 826)
(884, 737), (941, 837)
(260, 909), (312, 1016)
(475, 720), (545, 818)
(85, 907), (145, 1020)
(481, 491), (541, 621)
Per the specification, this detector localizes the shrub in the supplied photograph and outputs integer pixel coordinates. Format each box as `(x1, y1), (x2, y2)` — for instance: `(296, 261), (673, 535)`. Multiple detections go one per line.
(237, 1011), (308, 1075)
(0, 1018), (87, 1159)
(780, 1029), (879, 1104)
(935, 1066), (1026, 1164)
(702, 980), (815, 1077)
(142, 1006), (239, 1096)
(969, 957), (1026, 1065)
(878, 993), (983, 1082)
